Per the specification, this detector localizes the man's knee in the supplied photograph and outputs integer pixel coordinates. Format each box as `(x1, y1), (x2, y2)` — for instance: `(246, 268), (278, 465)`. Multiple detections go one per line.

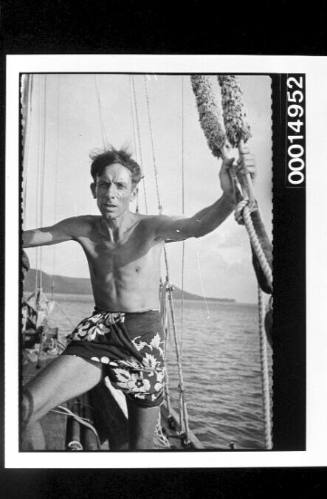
(21, 388), (35, 430)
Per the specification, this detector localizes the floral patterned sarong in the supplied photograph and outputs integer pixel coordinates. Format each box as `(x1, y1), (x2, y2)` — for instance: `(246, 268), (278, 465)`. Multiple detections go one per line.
(62, 310), (165, 407)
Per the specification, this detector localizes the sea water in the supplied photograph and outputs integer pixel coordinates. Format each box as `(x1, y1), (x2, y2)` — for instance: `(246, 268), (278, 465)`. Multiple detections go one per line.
(47, 293), (272, 450)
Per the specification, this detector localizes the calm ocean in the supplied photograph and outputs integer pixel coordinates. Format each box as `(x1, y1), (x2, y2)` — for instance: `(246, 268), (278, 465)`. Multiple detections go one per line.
(47, 293), (273, 450)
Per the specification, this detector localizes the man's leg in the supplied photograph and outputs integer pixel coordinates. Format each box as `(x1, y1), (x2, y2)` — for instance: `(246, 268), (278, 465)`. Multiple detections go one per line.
(126, 398), (160, 450)
(21, 355), (103, 449)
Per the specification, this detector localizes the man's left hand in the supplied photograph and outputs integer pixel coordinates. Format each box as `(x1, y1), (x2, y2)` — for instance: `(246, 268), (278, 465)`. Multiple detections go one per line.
(219, 156), (238, 204)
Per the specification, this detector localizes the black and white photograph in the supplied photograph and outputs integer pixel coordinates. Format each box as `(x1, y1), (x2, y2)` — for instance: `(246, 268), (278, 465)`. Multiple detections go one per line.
(4, 55), (324, 470)
(20, 72), (273, 452)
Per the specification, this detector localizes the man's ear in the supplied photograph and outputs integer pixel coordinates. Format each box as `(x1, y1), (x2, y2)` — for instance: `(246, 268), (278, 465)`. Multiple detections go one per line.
(130, 186), (138, 201)
(90, 182), (96, 199)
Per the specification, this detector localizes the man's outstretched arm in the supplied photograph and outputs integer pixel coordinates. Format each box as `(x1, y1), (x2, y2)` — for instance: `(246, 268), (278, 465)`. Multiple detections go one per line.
(154, 194), (235, 242)
(153, 155), (248, 242)
(23, 217), (80, 248)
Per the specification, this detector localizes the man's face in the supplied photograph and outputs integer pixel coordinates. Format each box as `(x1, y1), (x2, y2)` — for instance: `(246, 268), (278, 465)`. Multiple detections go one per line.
(91, 163), (136, 220)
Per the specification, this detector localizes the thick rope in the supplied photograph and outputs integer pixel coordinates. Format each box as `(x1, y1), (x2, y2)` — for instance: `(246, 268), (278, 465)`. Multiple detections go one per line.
(257, 286), (273, 449)
(190, 75), (226, 158)
(240, 203), (273, 290)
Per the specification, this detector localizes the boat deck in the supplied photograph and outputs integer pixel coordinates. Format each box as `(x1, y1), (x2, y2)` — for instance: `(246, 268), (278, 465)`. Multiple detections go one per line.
(22, 356), (203, 451)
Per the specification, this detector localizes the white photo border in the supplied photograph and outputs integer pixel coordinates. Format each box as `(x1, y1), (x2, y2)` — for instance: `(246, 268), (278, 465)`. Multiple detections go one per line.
(5, 54), (327, 468)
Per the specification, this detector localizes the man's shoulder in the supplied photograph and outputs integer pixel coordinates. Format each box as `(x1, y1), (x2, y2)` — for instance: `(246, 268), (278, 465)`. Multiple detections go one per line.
(135, 213), (165, 230)
(75, 215), (101, 225)
(135, 213), (178, 241)
(75, 215), (102, 232)
(136, 213), (166, 223)
(60, 215), (100, 236)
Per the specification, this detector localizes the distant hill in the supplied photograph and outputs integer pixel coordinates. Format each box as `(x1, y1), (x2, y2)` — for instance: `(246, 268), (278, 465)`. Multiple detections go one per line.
(24, 269), (235, 303)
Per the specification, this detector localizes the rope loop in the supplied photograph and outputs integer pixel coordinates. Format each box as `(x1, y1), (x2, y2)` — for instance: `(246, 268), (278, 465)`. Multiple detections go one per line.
(234, 199), (258, 225)
(234, 200), (248, 225)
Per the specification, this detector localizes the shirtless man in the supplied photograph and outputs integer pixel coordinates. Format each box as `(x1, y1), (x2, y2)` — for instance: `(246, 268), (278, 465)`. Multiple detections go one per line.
(22, 145), (253, 450)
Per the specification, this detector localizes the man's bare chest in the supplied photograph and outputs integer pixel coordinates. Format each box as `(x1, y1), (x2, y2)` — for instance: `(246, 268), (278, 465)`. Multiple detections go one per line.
(77, 230), (161, 271)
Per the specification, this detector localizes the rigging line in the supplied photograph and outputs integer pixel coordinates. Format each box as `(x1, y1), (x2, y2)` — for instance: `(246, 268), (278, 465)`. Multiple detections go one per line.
(131, 76), (148, 214)
(144, 75), (189, 428)
(160, 281), (173, 416)
(181, 76), (185, 216)
(94, 75), (108, 149)
(130, 77), (141, 162)
(143, 76), (162, 213)
(142, 77), (171, 338)
(22, 75), (33, 222)
(129, 76), (138, 156)
(39, 75), (48, 292)
(50, 76), (61, 299)
(167, 284), (191, 442)
(143, 75), (190, 439)
(129, 76), (140, 213)
(180, 76), (185, 355)
(34, 76), (43, 293)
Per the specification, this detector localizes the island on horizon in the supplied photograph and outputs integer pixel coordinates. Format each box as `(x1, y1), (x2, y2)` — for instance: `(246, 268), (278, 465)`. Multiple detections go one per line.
(23, 269), (236, 304)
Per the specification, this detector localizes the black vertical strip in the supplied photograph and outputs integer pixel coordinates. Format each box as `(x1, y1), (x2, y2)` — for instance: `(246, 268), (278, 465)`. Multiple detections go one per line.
(272, 74), (306, 449)
(0, 50), (6, 468)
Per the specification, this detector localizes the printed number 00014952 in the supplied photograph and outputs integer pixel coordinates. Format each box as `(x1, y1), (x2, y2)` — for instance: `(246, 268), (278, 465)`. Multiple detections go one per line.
(286, 76), (305, 186)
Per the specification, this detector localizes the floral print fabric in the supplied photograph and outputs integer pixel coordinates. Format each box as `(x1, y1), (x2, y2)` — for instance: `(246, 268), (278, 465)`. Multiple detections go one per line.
(63, 310), (166, 407)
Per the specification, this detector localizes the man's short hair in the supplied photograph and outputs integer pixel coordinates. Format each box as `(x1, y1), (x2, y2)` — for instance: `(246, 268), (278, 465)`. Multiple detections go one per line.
(90, 146), (143, 186)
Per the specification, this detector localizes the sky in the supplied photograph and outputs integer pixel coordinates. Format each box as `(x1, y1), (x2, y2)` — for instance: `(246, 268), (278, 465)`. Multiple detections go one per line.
(23, 73), (272, 303)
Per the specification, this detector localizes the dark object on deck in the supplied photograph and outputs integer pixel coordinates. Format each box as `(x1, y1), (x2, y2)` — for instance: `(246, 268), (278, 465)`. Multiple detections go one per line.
(66, 399), (83, 451)
(89, 382), (128, 450)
